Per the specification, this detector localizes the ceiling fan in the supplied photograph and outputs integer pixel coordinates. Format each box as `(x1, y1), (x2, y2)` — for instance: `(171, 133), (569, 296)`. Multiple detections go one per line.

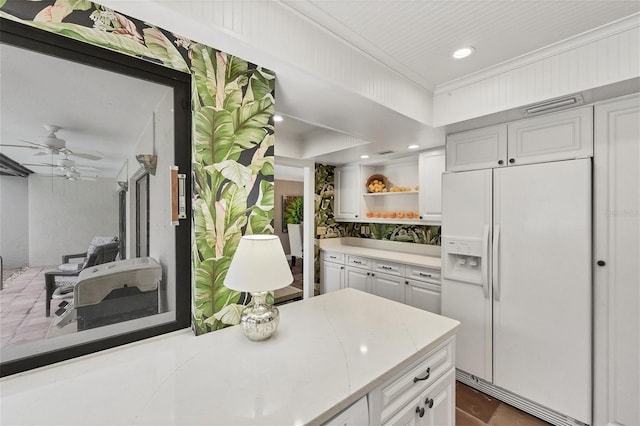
(22, 154), (101, 173)
(0, 124), (103, 160)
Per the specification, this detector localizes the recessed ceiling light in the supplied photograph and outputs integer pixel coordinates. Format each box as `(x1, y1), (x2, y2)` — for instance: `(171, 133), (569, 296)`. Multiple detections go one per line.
(452, 47), (475, 59)
(408, 144), (420, 149)
(273, 114), (283, 122)
(360, 154), (370, 159)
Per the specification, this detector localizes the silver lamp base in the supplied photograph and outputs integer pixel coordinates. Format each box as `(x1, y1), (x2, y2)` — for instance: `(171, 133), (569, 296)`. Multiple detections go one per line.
(240, 291), (280, 341)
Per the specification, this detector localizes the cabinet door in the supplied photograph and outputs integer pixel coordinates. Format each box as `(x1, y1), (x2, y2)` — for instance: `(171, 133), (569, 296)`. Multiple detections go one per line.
(593, 94), (640, 426)
(507, 106), (593, 166)
(418, 150), (445, 222)
(422, 369), (455, 426)
(335, 165), (360, 220)
(446, 124), (507, 172)
(321, 261), (344, 294)
(345, 266), (369, 293)
(405, 280), (441, 314)
(383, 369), (455, 426)
(383, 394), (424, 426)
(370, 272), (404, 303)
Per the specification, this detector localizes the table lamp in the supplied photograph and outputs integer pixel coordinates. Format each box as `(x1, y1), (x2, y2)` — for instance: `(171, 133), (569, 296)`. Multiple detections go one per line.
(224, 234), (294, 340)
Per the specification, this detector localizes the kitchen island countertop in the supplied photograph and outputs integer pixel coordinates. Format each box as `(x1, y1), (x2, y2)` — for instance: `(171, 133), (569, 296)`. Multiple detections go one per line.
(0, 289), (458, 425)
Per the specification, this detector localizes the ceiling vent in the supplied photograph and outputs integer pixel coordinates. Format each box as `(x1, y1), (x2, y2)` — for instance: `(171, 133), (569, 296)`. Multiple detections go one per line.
(376, 150), (396, 155)
(521, 94), (583, 116)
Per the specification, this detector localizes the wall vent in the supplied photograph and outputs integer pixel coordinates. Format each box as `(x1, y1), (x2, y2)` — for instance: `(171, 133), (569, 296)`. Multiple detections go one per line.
(521, 94), (583, 116)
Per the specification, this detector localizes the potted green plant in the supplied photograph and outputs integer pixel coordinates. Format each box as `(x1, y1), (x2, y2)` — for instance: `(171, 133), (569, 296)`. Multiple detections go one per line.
(284, 196), (304, 225)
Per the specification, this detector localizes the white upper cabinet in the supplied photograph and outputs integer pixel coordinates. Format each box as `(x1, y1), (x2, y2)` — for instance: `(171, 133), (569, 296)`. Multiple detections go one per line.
(507, 106), (593, 166)
(446, 124), (507, 171)
(334, 165), (361, 220)
(446, 106), (594, 172)
(418, 150), (445, 222)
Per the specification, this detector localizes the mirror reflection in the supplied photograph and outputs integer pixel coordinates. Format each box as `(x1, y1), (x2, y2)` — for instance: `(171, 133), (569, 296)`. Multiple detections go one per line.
(0, 41), (176, 362)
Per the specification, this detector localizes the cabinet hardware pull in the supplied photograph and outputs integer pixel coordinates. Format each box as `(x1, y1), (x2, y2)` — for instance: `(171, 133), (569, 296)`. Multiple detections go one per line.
(405, 281), (409, 285)
(498, 160), (504, 165)
(415, 406), (425, 418)
(354, 260), (362, 264)
(371, 273), (375, 277)
(418, 272), (432, 277)
(366, 272), (370, 276)
(382, 266), (392, 270)
(425, 397), (434, 408)
(413, 367), (430, 383)
(597, 260), (606, 266)
(340, 267), (344, 270)
(329, 256), (337, 259)
(509, 158), (515, 164)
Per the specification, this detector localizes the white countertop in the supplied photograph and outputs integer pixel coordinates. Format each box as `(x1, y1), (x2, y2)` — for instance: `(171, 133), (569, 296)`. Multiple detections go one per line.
(318, 238), (442, 269)
(0, 289), (458, 426)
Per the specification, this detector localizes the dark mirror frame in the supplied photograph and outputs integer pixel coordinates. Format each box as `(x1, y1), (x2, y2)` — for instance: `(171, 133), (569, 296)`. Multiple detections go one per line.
(0, 17), (192, 377)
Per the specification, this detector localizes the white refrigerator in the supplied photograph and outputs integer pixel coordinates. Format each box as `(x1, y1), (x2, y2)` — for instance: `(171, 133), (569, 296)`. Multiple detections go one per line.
(441, 159), (591, 424)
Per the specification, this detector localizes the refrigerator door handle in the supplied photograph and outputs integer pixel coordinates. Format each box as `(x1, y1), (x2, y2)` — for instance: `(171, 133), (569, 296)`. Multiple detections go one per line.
(493, 225), (501, 301)
(481, 224), (490, 298)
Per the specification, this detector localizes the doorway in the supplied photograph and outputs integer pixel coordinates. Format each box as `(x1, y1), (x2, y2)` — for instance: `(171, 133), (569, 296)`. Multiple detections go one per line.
(135, 173), (150, 257)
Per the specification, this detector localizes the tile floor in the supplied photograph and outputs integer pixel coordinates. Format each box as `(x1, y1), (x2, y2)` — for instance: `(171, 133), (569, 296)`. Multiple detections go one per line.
(456, 382), (551, 425)
(0, 266), (56, 348)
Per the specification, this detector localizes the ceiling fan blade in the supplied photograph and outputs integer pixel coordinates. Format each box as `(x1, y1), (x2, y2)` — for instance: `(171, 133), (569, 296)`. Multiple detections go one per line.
(21, 162), (57, 167)
(68, 151), (103, 161)
(74, 166), (101, 171)
(17, 139), (49, 149)
(0, 143), (40, 150)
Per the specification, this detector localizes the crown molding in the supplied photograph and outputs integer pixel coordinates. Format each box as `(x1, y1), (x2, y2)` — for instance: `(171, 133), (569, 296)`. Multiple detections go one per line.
(435, 13), (640, 95)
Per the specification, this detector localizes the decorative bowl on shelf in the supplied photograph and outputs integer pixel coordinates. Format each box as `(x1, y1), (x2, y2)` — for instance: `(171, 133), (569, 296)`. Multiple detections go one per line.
(366, 174), (389, 193)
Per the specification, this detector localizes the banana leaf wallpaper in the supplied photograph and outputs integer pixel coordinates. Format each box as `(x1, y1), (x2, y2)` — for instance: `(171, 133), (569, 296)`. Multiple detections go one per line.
(1, 0), (276, 335)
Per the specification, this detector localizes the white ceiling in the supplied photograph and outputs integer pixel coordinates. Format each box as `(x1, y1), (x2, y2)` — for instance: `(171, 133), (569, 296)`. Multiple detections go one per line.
(0, 43), (171, 178)
(2, 2), (638, 172)
(284, 0), (640, 91)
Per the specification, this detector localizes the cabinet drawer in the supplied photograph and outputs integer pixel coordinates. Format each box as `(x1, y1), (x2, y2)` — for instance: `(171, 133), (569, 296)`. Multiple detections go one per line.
(373, 260), (405, 277)
(322, 251), (345, 264)
(346, 255), (371, 269)
(407, 265), (441, 284)
(379, 338), (455, 422)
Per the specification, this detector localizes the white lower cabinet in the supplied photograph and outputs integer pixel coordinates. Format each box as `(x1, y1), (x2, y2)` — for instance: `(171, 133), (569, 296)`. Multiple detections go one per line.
(405, 280), (441, 315)
(321, 252), (345, 294)
(383, 369), (455, 426)
(345, 266), (369, 292)
(371, 272), (405, 304)
(370, 337), (456, 426)
(321, 251), (441, 314)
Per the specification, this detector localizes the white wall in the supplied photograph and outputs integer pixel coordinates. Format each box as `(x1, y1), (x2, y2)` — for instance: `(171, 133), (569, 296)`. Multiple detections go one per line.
(28, 175), (118, 266)
(0, 176), (29, 268)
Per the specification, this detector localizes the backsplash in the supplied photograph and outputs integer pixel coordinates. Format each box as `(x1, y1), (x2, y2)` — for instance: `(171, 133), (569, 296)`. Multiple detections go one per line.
(315, 164), (441, 245)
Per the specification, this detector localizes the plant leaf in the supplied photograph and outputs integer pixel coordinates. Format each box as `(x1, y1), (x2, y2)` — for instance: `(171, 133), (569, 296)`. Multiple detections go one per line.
(142, 26), (189, 73)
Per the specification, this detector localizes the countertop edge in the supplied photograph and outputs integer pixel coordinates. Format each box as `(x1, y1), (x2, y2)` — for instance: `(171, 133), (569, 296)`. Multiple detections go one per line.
(309, 327), (458, 425)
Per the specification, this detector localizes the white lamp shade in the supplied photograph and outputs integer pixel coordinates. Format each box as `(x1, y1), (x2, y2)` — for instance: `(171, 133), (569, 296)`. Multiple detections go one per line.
(224, 235), (294, 293)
